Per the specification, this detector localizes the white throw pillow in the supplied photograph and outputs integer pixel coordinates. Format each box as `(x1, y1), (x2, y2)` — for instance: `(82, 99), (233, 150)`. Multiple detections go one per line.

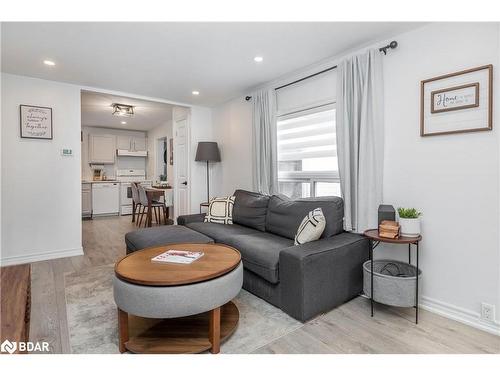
(204, 196), (235, 224)
(294, 208), (326, 245)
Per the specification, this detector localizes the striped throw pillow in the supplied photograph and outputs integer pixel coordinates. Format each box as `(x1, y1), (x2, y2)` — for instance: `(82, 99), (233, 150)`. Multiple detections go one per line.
(294, 208), (326, 245)
(204, 196), (235, 224)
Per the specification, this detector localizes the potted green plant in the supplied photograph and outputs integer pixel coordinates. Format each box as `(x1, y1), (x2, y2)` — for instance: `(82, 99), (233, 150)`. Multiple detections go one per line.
(397, 208), (422, 237)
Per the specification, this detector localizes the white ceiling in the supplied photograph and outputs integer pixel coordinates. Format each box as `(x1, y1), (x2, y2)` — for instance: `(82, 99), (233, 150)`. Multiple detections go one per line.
(1, 22), (424, 106)
(81, 91), (173, 131)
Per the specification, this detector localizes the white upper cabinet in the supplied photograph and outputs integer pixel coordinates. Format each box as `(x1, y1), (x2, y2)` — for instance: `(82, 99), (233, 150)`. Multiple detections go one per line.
(89, 134), (116, 164)
(116, 135), (147, 152)
(117, 135), (132, 150)
(132, 136), (147, 152)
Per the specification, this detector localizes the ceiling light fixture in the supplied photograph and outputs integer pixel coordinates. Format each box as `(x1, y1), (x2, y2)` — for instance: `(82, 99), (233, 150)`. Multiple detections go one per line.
(254, 56), (263, 63)
(121, 121), (127, 125)
(43, 60), (56, 66)
(111, 103), (134, 117)
(192, 91), (200, 96)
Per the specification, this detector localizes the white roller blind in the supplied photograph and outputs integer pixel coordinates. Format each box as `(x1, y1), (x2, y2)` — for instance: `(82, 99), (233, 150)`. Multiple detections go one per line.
(277, 108), (336, 163)
(276, 69), (337, 116)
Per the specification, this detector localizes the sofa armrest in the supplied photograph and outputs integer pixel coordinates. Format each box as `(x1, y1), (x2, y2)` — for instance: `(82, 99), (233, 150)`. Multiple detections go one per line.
(177, 213), (206, 226)
(279, 232), (369, 322)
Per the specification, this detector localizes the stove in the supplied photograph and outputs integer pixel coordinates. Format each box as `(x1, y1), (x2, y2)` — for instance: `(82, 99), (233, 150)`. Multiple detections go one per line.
(116, 169), (151, 215)
(116, 169), (147, 182)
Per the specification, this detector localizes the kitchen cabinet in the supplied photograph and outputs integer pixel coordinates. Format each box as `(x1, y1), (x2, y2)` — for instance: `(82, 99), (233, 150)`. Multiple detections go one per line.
(132, 136), (147, 152)
(116, 135), (147, 152)
(117, 135), (132, 150)
(82, 183), (92, 218)
(89, 134), (115, 164)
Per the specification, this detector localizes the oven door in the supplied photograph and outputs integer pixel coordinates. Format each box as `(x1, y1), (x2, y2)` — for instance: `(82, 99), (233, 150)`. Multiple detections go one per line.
(120, 183), (133, 206)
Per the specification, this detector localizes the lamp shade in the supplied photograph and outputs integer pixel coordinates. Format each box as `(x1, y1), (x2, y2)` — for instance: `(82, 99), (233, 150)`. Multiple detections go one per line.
(195, 142), (221, 162)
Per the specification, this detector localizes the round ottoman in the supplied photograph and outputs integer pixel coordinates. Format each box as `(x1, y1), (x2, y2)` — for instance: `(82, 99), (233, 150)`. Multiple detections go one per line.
(113, 243), (242, 354)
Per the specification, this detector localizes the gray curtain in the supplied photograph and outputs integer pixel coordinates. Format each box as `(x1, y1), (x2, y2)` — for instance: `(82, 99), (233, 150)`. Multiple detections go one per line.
(252, 89), (278, 195)
(336, 49), (384, 233)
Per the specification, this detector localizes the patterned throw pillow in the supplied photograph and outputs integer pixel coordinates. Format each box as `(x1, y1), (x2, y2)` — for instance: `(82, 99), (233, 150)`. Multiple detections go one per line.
(204, 196), (235, 224)
(294, 208), (326, 245)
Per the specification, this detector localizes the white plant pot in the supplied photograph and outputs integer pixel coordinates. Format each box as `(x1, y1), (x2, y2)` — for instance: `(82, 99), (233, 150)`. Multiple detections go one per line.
(399, 218), (421, 237)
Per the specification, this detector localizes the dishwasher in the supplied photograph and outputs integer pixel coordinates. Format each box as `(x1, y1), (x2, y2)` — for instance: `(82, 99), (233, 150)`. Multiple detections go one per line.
(92, 182), (120, 216)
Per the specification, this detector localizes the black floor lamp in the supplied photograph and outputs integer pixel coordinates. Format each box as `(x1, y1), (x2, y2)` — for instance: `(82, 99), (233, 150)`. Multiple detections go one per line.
(195, 142), (221, 203)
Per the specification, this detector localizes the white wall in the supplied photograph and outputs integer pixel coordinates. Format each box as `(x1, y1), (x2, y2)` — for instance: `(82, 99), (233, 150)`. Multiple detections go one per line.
(189, 106), (215, 211)
(81, 126), (147, 180)
(212, 97), (254, 196)
(379, 22), (500, 334)
(147, 120), (173, 183)
(1, 73), (83, 265)
(211, 22), (500, 334)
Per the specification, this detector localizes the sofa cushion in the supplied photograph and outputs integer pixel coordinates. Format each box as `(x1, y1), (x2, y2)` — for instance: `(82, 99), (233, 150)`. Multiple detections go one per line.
(185, 222), (260, 242)
(266, 195), (344, 240)
(125, 225), (214, 254)
(294, 208), (326, 245)
(204, 195), (235, 224)
(223, 232), (294, 284)
(232, 189), (270, 231)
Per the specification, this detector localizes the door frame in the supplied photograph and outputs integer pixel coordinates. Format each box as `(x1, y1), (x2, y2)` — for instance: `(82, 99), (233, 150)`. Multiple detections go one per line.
(155, 136), (168, 182)
(172, 106), (191, 220)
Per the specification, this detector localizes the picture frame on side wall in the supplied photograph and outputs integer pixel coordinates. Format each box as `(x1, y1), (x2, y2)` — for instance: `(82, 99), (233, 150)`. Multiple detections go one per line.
(169, 137), (174, 165)
(420, 65), (492, 136)
(20, 104), (53, 139)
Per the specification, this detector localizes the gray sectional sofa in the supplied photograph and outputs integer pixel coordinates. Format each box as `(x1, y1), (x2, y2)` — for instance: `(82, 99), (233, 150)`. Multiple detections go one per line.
(125, 189), (370, 322)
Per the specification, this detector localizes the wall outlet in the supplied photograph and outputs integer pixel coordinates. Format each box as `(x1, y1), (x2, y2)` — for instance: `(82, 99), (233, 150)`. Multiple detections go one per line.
(481, 303), (495, 322)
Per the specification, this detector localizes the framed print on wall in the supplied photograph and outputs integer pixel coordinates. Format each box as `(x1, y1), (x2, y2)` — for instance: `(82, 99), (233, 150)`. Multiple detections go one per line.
(20, 104), (53, 139)
(420, 65), (492, 136)
(169, 137), (174, 165)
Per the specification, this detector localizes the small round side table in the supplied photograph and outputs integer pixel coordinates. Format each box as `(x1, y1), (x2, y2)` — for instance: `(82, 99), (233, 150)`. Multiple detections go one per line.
(363, 229), (422, 324)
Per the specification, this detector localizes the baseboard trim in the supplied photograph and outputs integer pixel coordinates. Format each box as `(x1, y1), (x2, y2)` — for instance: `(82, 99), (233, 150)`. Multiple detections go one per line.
(0, 247), (84, 266)
(420, 296), (500, 336)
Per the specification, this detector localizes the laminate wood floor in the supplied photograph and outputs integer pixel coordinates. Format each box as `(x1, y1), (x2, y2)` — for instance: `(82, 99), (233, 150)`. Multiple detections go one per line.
(26, 216), (500, 354)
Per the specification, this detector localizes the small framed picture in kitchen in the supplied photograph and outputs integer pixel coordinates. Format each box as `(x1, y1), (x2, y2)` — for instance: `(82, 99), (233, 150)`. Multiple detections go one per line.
(420, 65), (492, 136)
(20, 104), (53, 139)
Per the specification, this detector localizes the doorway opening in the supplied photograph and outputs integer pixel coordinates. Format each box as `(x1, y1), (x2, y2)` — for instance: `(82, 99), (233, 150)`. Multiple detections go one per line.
(80, 89), (191, 255)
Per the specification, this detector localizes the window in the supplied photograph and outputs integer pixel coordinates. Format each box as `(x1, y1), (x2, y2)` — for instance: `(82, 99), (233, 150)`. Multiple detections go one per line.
(277, 106), (340, 199)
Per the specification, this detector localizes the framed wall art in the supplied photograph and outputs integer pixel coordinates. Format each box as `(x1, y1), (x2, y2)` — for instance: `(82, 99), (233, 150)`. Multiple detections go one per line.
(20, 104), (53, 139)
(420, 65), (492, 136)
(169, 137), (174, 165)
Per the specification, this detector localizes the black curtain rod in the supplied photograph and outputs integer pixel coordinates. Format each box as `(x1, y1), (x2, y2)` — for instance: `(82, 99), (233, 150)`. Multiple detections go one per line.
(245, 40), (397, 101)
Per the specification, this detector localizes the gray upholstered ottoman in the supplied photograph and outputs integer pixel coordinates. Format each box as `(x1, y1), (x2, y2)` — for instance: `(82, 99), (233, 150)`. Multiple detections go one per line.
(125, 225), (214, 254)
(113, 263), (243, 318)
(113, 243), (243, 354)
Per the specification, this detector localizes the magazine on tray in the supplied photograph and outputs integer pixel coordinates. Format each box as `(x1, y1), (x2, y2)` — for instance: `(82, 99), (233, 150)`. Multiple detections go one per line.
(151, 250), (204, 264)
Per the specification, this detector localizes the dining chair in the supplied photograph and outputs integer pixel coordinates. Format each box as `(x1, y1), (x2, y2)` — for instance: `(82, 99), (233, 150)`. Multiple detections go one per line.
(130, 182), (141, 225)
(137, 184), (167, 227)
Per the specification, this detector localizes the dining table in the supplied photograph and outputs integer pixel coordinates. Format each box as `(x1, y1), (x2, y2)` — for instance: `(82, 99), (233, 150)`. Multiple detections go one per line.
(132, 187), (172, 227)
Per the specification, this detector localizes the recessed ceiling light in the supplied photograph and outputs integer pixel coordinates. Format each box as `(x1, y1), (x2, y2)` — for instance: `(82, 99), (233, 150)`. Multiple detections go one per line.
(254, 56), (263, 63)
(43, 60), (56, 66)
(121, 121), (127, 125)
(192, 91), (200, 96)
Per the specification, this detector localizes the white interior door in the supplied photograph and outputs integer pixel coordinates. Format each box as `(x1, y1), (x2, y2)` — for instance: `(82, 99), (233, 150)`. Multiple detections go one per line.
(173, 107), (190, 219)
